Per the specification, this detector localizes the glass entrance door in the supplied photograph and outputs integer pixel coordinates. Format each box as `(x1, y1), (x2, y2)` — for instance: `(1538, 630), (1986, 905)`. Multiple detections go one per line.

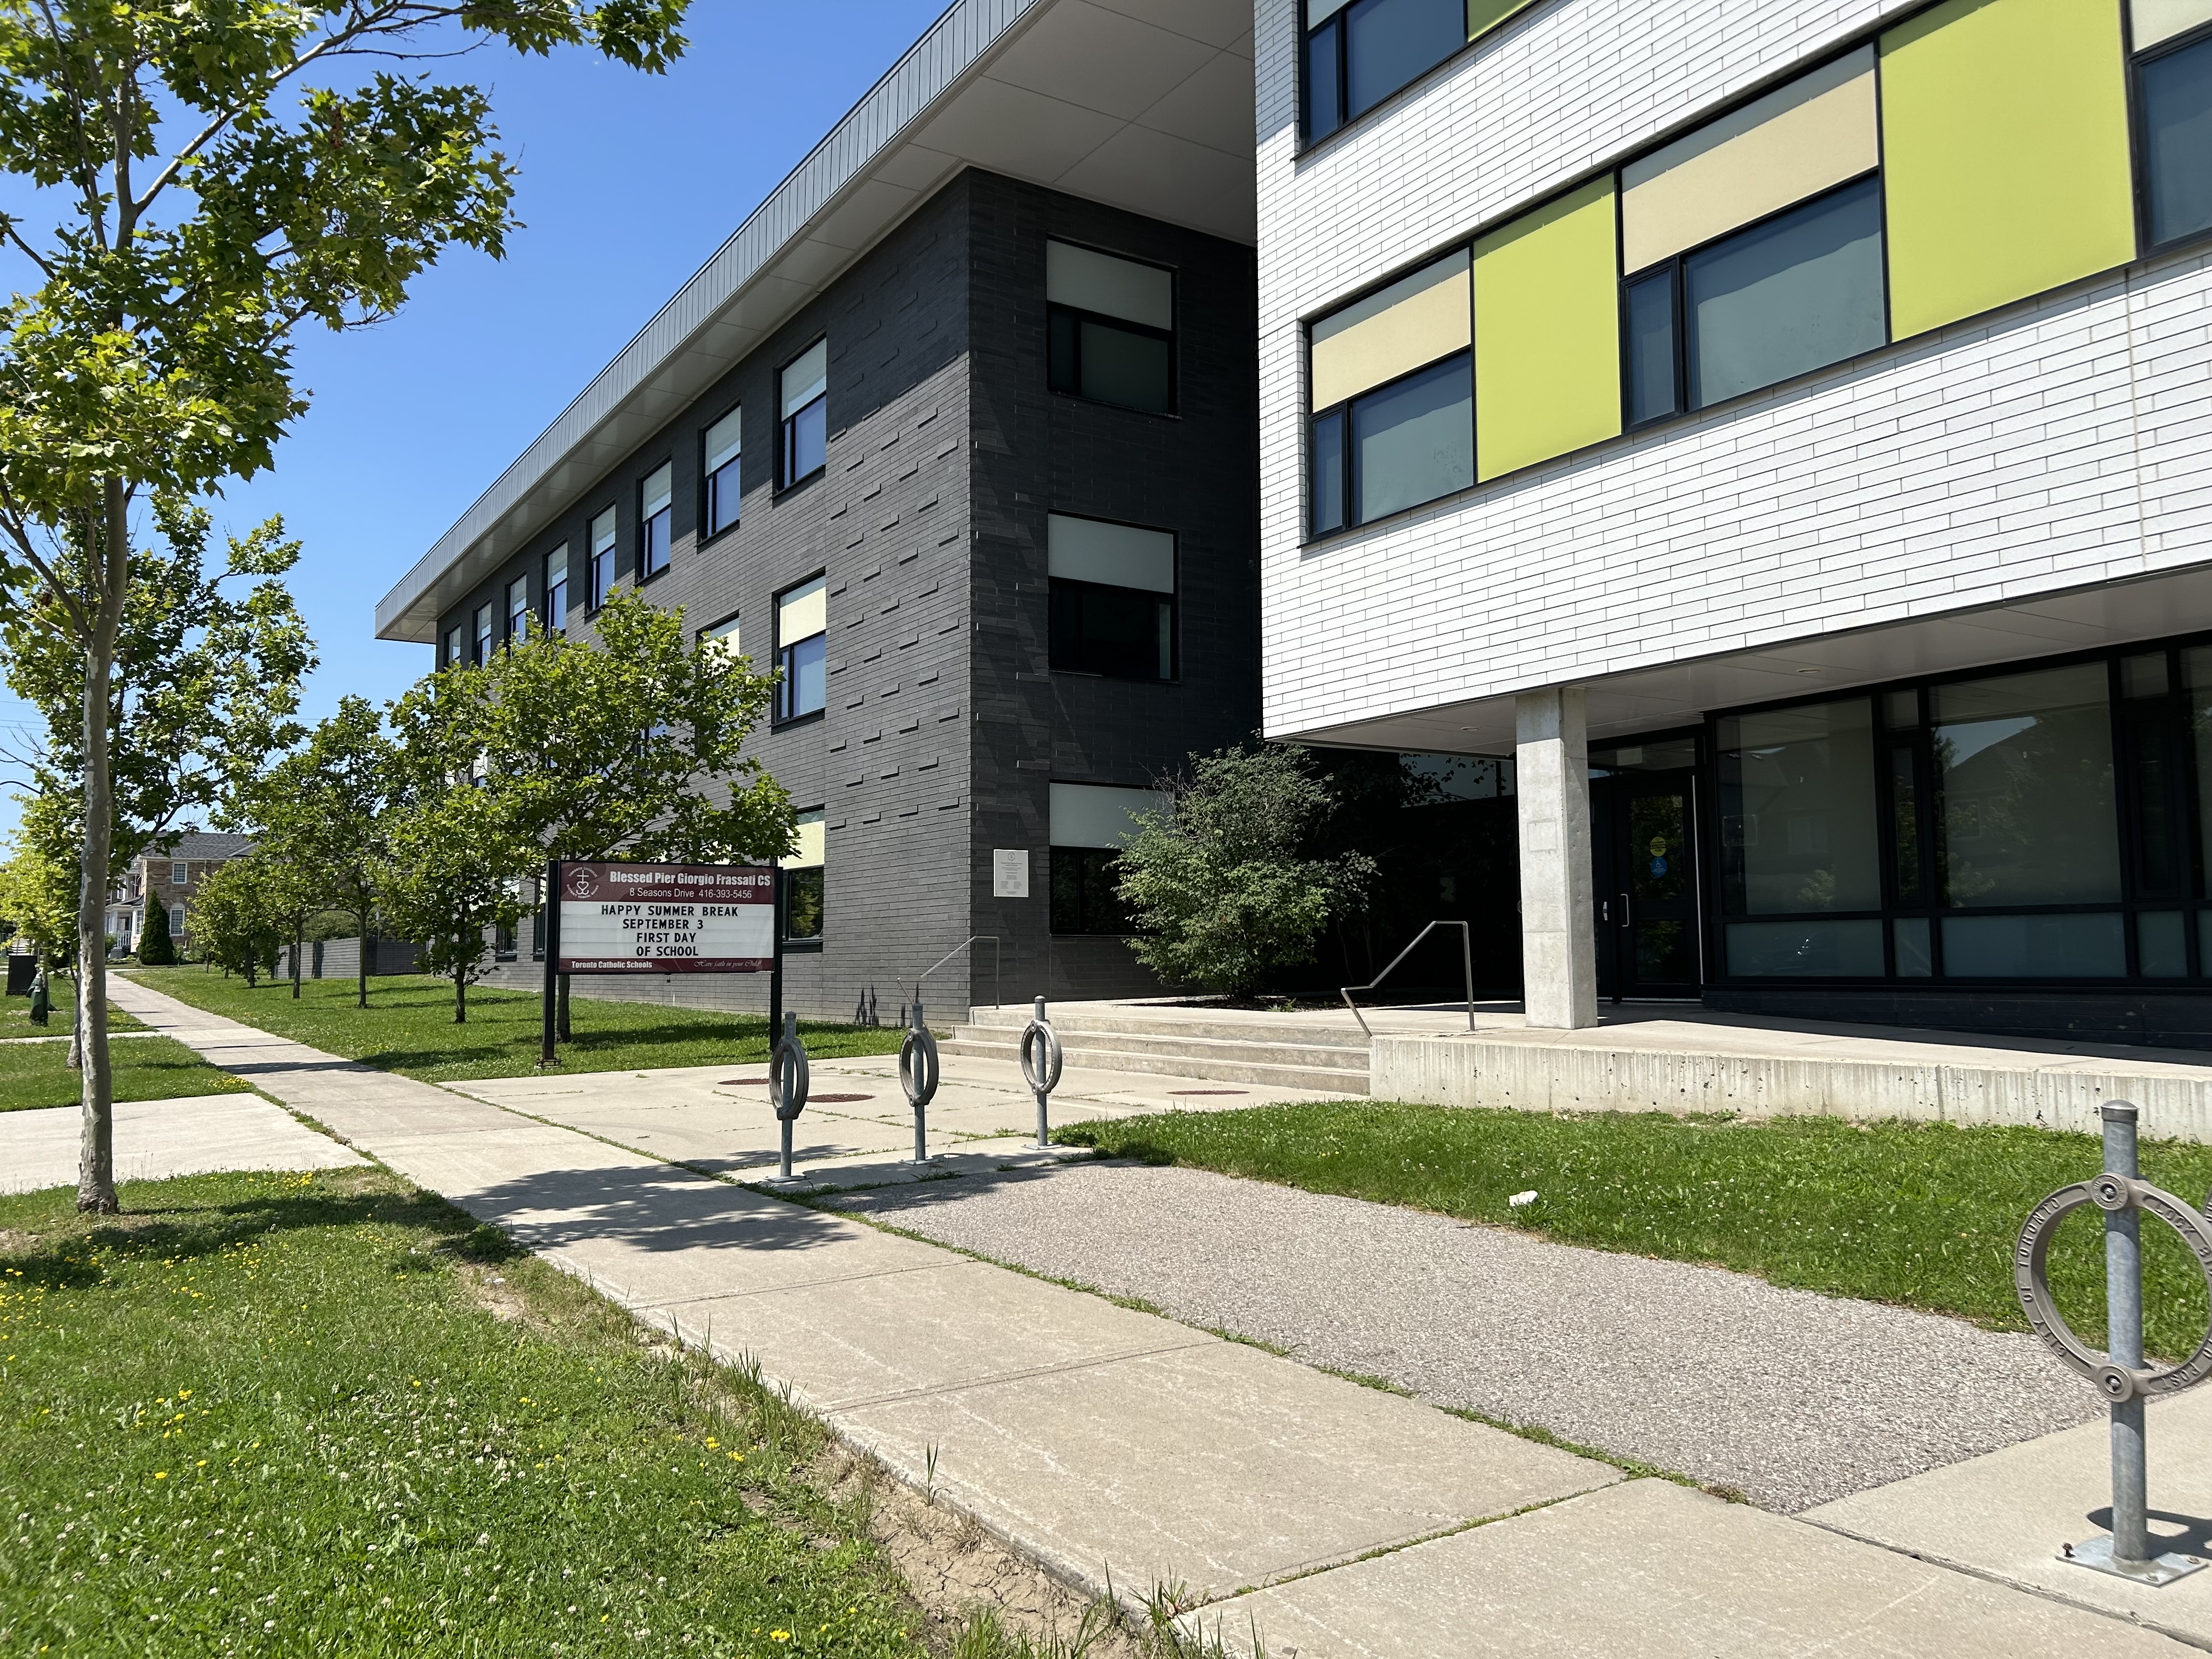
(1593, 770), (1702, 999)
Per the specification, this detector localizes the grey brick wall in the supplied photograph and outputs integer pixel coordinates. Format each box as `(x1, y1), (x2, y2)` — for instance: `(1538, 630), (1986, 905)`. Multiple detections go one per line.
(433, 170), (1259, 1020)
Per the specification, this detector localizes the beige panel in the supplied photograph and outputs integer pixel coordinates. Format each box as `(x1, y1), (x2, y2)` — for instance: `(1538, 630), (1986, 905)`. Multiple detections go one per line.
(2136, 0), (2212, 46)
(782, 810), (825, 870)
(777, 575), (826, 641)
(1310, 249), (1471, 410)
(1623, 47), (1878, 273)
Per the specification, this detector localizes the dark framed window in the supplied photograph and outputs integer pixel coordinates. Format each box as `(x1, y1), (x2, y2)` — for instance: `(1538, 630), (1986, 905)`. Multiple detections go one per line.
(441, 625), (462, 668)
(544, 544), (568, 633)
(701, 612), (741, 659)
(782, 809), (825, 943)
(778, 341), (827, 490)
(1624, 175), (1886, 422)
(588, 506), (618, 611)
(1310, 352), (1474, 533)
(773, 575), (827, 724)
(505, 574), (530, 642)
(1046, 240), (1175, 415)
(471, 603), (492, 665)
(702, 405), (742, 538)
(2137, 22), (2212, 250)
(639, 462), (672, 579)
(1046, 514), (1175, 680)
(1304, 0), (1531, 145)
(1050, 847), (1134, 934)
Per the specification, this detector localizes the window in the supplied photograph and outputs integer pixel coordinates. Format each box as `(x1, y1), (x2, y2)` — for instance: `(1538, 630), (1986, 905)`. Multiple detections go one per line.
(2138, 20), (2212, 247)
(701, 613), (741, 658)
(781, 808), (825, 942)
(168, 905), (184, 934)
(544, 545), (568, 633)
(505, 574), (530, 642)
(778, 341), (827, 488)
(1047, 514), (1175, 680)
(171, 861), (189, 886)
(639, 463), (673, 578)
(472, 603), (493, 665)
(589, 507), (618, 610)
(1304, 0), (1532, 144)
(1716, 699), (1884, 977)
(1049, 783), (1163, 934)
(1309, 250), (1472, 533)
(441, 625), (462, 668)
(774, 575), (826, 723)
(1047, 241), (1175, 414)
(703, 407), (742, 537)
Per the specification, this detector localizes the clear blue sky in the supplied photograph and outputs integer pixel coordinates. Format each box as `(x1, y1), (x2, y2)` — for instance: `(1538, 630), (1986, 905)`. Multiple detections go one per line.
(0, 0), (952, 811)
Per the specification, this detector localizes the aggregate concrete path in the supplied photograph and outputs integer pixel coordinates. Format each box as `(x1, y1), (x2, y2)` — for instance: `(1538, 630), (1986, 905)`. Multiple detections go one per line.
(831, 1161), (2097, 1512)
(99, 974), (2195, 1656)
(0, 1091), (366, 1194)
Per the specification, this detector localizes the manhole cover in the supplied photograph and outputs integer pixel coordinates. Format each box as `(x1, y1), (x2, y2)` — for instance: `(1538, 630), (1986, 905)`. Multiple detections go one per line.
(811, 1093), (874, 1103)
(1170, 1089), (1248, 1096)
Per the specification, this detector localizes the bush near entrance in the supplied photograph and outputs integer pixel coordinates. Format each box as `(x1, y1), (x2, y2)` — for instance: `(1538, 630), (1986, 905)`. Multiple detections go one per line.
(136, 901), (177, 966)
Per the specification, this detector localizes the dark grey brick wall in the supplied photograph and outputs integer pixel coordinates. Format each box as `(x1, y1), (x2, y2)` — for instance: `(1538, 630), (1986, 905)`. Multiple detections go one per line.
(432, 170), (1259, 1019)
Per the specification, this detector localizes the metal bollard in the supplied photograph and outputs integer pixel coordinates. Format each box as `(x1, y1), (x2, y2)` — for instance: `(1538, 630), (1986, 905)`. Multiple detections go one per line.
(899, 997), (940, 1164)
(2016, 1100), (2212, 1584)
(768, 1013), (810, 1181)
(1019, 996), (1064, 1150)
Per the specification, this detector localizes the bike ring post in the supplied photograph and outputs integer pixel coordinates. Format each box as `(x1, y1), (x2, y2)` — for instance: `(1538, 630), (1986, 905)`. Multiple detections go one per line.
(764, 1012), (811, 1183)
(1019, 996), (1064, 1150)
(2015, 1100), (2212, 1584)
(899, 997), (941, 1164)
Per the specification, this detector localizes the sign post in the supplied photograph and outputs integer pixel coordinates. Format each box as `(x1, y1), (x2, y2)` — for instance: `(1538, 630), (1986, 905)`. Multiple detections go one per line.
(538, 859), (560, 1068)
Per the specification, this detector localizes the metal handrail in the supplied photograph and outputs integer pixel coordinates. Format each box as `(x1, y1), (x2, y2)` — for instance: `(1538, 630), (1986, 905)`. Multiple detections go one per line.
(1339, 919), (1477, 1039)
(896, 935), (1001, 1015)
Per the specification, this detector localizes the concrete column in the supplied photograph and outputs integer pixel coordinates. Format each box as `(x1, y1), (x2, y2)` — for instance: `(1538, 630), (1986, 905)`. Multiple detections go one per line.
(1516, 687), (1598, 1030)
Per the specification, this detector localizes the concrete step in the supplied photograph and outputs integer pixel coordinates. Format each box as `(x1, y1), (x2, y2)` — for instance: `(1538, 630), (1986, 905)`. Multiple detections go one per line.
(940, 1033), (1368, 1094)
(950, 1024), (1369, 1075)
(962, 1004), (1372, 1052)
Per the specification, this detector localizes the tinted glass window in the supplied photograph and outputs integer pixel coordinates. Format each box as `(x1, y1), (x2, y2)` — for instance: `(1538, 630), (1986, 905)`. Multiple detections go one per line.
(1685, 177), (1885, 408)
(1624, 268), (1678, 425)
(1051, 847), (1133, 934)
(2143, 36), (2212, 246)
(1305, 20), (1343, 140)
(782, 396), (825, 486)
(1352, 352), (1472, 521)
(1345, 0), (1464, 119)
(1057, 317), (1172, 413)
(1050, 580), (1173, 679)
(1311, 409), (1346, 535)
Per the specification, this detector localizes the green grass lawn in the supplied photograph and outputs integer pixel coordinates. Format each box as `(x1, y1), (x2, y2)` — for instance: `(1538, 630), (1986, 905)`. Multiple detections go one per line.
(0, 972), (146, 1036)
(0, 1167), (930, 1658)
(1058, 1102), (2212, 1361)
(127, 969), (905, 1084)
(0, 1034), (250, 1113)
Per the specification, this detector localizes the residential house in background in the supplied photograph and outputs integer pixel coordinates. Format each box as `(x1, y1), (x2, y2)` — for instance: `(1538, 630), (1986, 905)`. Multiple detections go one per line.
(106, 831), (256, 957)
(374, 0), (1264, 1018)
(1260, 0), (2212, 1045)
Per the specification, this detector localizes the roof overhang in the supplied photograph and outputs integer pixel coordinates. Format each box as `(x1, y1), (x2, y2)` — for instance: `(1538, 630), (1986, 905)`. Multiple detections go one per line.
(376, 0), (1256, 644)
(1285, 565), (2212, 755)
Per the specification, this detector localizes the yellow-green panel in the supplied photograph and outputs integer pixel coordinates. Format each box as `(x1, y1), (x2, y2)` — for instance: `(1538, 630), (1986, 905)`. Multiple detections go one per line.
(1881, 0), (2135, 340)
(1468, 0), (1536, 40)
(1474, 178), (1622, 482)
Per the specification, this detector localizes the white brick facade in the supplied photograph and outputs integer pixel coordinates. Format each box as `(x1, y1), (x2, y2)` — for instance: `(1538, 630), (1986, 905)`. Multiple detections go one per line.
(1257, 0), (2212, 744)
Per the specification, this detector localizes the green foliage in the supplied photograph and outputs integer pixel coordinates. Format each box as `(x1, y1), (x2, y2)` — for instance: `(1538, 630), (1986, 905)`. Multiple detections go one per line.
(0, 1167), (927, 1656)
(483, 588), (792, 864)
(1115, 743), (1375, 997)
(0, 799), (78, 960)
(0, 1030), (245, 1111)
(134, 968), (905, 1084)
(1058, 1103), (2212, 1363)
(136, 894), (176, 964)
(184, 856), (289, 984)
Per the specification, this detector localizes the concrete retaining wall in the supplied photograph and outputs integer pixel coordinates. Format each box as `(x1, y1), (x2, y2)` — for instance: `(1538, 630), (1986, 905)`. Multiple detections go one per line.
(1371, 1034), (2212, 1146)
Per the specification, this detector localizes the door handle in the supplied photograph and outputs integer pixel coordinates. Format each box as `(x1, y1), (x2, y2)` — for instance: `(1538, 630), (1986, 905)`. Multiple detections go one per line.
(1599, 899), (1610, 923)
(1618, 893), (1632, 928)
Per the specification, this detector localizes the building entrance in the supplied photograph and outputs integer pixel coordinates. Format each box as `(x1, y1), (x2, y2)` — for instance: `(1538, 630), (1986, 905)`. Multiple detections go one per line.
(1592, 750), (1703, 1001)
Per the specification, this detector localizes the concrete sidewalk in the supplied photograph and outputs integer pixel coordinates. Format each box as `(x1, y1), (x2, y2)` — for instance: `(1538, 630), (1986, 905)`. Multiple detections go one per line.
(101, 973), (2199, 1655)
(0, 1091), (365, 1194)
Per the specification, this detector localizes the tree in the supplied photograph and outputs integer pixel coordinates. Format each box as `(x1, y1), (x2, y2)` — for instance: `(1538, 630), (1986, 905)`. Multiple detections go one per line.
(247, 698), (396, 1012)
(187, 856), (284, 985)
(479, 589), (791, 1043)
(379, 662), (534, 1022)
(0, 1), (688, 1214)
(136, 896), (175, 964)
(1116, 743), (1377, 999)
(0, 806), (78, 971)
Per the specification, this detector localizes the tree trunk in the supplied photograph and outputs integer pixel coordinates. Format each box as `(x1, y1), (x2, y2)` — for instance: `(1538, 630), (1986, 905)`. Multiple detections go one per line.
(454, 969), (466, 1024)
(357, 906), (370, 1008)
(556, 971), (571, 1040)
(76, 476), (128, 1215)
(292, 921), (303, 998)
